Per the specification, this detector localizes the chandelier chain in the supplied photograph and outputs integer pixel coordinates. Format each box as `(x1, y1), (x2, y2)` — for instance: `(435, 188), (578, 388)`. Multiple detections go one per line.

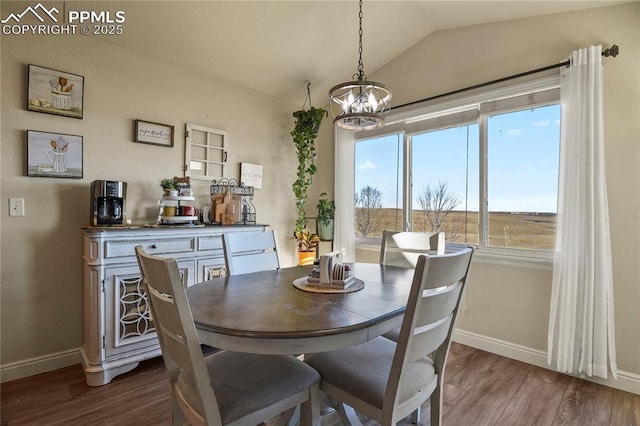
(357, 0), (365, 81)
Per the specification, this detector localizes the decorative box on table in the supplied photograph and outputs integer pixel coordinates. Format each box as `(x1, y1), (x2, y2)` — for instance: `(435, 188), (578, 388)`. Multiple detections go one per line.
(308, 251), (355, 289)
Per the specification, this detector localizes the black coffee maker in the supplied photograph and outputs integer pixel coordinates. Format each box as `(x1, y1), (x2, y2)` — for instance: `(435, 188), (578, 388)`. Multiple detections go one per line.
(90, 180), (127, 226)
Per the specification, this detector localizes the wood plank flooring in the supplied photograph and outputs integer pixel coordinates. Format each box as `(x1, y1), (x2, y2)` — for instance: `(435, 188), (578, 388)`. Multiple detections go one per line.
(2, 343), (638, 425)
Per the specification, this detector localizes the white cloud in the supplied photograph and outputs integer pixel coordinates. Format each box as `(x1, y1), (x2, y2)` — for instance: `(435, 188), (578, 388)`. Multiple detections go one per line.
(532, 120), (551, 127)
(358, 160), (377, 170)
(555, 119), (561, 126)
(507, 129), (522, 137)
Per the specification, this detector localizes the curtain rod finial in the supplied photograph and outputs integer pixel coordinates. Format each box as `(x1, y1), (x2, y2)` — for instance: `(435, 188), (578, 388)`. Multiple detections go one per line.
(603, 44), (619, 57)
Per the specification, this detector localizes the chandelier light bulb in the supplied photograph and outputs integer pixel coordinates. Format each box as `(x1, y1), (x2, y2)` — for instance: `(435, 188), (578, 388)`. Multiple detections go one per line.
(346, 91), (354, 110)
(368, 92), (378, 111)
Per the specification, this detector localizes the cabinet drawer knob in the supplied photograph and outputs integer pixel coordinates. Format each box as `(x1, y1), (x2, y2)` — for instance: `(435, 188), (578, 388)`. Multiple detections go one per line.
(150, 244), (157, 249)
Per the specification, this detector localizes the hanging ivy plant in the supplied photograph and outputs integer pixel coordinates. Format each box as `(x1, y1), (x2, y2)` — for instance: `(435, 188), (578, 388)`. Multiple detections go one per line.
(291, 106), (327, 247)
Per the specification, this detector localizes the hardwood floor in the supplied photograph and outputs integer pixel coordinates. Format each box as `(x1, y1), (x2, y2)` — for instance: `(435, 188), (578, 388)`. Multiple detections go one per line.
(2, 343), (638, 425)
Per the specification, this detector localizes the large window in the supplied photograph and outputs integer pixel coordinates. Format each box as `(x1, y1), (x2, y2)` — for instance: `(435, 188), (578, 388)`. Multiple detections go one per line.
(352, 81), (560, 256)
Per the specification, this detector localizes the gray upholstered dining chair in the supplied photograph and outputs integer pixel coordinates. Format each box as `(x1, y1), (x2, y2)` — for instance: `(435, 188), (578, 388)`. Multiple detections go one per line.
(135, 246), (320, 426)
(222, 229), (280, 275)
(379, 229), (445, 268)
(305, 247), (474, 426)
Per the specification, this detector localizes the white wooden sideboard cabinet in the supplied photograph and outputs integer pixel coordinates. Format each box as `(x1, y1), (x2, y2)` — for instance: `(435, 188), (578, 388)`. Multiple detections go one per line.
(81, 225), (266, 386)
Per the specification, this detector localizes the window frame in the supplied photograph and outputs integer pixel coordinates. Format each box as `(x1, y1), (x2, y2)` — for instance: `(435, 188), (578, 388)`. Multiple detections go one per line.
(185, 123), (228, 181)
(351, 75), (561, 263)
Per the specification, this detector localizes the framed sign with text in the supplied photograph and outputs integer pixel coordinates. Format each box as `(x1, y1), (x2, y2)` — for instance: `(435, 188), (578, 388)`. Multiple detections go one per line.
(135, 120), (174, 147)
(240, 162), (263, 189)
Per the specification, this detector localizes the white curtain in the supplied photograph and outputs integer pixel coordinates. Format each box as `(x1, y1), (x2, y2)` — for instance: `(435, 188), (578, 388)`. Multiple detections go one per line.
(334, 126), (356, 262)
(547, 45), (617, 379)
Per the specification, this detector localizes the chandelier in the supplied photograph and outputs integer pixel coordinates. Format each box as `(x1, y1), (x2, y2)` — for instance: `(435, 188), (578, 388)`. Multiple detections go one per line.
(329, 0), (391, 131)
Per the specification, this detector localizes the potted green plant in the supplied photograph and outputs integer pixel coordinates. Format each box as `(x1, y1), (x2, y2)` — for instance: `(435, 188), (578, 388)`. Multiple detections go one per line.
(316, 192), (335, 241)
(293, 229), (320, 266)
(160, 178), (177, 196)
(294, 229), (320, 252)
(291, 106), (327, 262)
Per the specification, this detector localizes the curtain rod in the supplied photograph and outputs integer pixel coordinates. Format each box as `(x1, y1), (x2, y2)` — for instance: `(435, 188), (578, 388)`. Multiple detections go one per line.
(391, 44), (619, 111)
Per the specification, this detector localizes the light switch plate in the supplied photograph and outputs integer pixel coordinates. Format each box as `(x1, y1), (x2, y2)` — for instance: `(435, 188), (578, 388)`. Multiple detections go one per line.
(9, 198), (25, 216)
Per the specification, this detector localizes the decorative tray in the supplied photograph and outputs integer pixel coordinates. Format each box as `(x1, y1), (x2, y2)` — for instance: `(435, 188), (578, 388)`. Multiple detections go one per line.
(161, 215), (199, 221)
(293, 276), (364, 294)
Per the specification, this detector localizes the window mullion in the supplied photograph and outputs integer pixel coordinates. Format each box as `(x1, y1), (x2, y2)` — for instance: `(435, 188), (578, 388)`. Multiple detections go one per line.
(479, 115), (489, 249)
(204, 131), (210, 177)
(403, 133), (412, 231)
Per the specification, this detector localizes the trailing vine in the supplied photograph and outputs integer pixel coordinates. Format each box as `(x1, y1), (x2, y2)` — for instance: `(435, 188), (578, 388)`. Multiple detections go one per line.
(291, 106), (327, 245)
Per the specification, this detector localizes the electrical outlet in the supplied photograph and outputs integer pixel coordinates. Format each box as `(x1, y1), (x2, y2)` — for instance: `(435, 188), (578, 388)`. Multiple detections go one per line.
(9, 198), (25, 216)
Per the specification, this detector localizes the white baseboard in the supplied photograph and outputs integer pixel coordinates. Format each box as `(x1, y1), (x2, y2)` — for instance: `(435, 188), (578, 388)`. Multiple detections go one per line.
(453, 329), (640, 396)
(1, 348), (82, 383)
(3, 333), (639, 396)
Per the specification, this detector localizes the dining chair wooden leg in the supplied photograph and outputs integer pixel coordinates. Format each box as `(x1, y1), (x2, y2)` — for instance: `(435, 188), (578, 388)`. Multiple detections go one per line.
(430, 383), (444, 426)
(410, 407), (421, 424)
(299, 384), (321, 426)
(335, 402), (363, 426)
(171, 395), (184, 426)
(286, 405), (300, 426)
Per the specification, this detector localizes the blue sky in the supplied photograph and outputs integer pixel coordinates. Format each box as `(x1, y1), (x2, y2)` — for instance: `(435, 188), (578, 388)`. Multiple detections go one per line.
(355, 104), (560, 213)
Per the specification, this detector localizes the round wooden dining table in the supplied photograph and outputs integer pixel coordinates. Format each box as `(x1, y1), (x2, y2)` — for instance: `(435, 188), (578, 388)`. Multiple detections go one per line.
(186, 263), (415, 355)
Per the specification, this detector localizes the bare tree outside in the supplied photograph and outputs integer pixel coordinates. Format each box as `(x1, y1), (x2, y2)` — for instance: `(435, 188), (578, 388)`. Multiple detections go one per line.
(417, 181), (462, 238)
(355, 185), (383, 237)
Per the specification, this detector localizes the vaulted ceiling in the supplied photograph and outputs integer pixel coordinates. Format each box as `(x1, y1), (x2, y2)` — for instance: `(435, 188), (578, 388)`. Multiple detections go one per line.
(9, 1), (625, 106)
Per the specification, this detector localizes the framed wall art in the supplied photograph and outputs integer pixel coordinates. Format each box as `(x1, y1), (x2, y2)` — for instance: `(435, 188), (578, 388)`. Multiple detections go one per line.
(240, 162), (263, 189)
(135, 120), (174, 147)
(27, 64), (84, 119)
(27, 130), (83, 178)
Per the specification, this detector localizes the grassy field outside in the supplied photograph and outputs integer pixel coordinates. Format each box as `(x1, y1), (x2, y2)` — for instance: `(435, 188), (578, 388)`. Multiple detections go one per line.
(356, 208), (556, 251)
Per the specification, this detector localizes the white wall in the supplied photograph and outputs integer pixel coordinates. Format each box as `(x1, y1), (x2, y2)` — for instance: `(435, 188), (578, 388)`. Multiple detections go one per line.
(341, 3), (639, 386)
(0, 30), (303, 372)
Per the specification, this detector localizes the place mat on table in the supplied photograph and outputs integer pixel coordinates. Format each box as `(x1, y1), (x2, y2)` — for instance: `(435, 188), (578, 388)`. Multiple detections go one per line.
(293, 276), (364, 294)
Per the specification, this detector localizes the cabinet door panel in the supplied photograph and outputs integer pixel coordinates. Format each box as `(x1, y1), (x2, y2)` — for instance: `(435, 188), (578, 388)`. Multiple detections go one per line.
(197, 257), (226, 282)
(104, 260), (195, 358)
